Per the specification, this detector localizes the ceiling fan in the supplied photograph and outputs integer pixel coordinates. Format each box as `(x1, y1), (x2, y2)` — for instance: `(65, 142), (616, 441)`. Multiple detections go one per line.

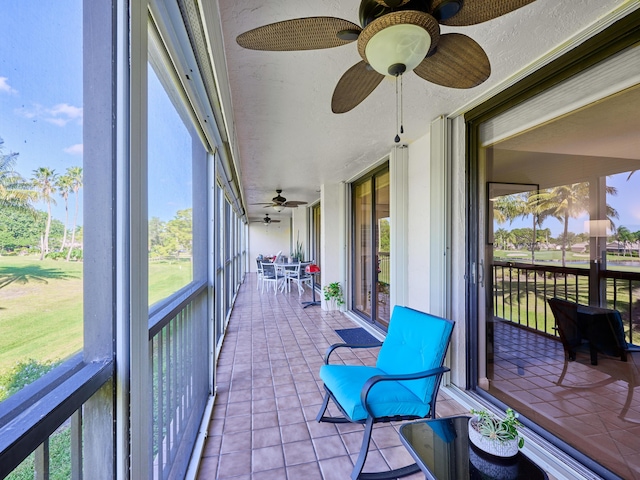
(250, 214), (282, 225)
(251, 189), (308, 212)
(236, 0), (536, 115)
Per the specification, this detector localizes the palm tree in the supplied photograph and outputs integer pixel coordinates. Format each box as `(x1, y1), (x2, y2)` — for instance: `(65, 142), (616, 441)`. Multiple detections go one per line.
(0, 138), (35, 213)
(56, 174), (73, 252)
(66, 166), (83, 261)
(31, 167), (58, 260)
(617, 226), (633, 257)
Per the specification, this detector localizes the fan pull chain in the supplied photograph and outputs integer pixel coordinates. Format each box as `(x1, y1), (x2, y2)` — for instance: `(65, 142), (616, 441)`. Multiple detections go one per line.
(394, 73), (404, 144)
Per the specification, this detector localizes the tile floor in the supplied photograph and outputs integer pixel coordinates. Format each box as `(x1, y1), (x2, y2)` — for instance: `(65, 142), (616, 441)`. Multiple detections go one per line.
(196, 276), (466, 479)
(489, 320), (640, 479)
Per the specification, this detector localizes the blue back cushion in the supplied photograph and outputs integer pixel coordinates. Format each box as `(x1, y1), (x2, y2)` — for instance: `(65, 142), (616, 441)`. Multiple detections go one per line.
(376, 306), (453, 403)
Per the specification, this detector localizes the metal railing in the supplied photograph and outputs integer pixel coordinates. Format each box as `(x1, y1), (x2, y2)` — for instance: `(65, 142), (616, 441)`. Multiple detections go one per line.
(492, 260), (640, 344)
(149, 282), (209, 480)
(0, 355), (113, 479)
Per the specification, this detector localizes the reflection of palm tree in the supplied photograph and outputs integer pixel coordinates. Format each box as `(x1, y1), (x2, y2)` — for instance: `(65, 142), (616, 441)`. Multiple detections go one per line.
(56, 173), (73, 252)
(494, 228), (515, 251)
(31, 167), (58, 260)
(65, 167), (82, 262)
(0, 138), (35, 213)
(617, 226), (633, 257)
(530, 183), (618, 267)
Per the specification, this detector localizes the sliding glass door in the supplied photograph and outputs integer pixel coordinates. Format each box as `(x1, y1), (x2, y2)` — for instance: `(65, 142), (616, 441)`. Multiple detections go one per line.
(352, 165), (391, 329)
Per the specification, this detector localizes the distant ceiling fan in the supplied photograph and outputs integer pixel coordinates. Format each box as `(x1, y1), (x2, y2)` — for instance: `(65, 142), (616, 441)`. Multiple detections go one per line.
(237, 0), (536, 115)
(250, 214), (281, 225)
(251, 189), (308, 212)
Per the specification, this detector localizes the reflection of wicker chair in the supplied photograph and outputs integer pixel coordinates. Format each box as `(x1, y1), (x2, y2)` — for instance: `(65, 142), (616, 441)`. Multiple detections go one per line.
(316, 306), (454, 479)
(547, 298), (640, 422)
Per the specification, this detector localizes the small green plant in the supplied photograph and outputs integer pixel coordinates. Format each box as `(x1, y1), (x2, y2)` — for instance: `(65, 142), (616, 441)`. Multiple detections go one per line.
(470, 408), (524, 448)
(323, 281), (344, 306)
(291, 232), (304, 261)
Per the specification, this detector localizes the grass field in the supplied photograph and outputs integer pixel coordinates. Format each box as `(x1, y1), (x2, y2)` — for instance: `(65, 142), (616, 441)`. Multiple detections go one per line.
(0, 256), (192, 377)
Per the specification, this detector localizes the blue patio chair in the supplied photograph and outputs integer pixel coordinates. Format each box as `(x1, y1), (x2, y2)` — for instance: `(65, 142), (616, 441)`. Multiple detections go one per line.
(316, 306), (454, 480)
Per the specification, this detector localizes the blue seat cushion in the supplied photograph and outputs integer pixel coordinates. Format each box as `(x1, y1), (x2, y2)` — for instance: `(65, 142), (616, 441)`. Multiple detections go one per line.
(319, 364), (431, 421)
(376, 306), (453, 403)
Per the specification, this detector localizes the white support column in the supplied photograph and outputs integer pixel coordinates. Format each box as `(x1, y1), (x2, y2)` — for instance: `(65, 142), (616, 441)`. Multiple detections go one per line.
(82, 0), (117, 477)
(429, 117), (452, 318)
(389, 145), (409, 308)
(126, 0), (151, 477)
(321, 182), (347, 310)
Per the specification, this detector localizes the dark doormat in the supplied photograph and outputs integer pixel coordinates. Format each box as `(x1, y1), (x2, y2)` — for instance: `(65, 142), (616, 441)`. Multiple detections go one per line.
(335, 328), (380, 345)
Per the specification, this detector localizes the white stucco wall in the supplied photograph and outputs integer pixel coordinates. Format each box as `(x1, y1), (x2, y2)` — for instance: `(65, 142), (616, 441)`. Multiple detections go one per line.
(320, 182), (346, 310)
(248, 220), (291, 272)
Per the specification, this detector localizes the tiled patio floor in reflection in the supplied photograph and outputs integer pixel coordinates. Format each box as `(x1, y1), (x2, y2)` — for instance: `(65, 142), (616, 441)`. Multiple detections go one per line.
(488, 320), (640, 479)
(197, 276), (466, 479)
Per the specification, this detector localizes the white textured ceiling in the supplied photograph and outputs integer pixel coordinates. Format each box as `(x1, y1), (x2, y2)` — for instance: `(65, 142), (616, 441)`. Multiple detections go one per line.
(215, 0), (632, 220)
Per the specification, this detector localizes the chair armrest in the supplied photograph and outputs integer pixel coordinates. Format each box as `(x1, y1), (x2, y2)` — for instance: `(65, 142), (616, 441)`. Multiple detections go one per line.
(359, 366), (451, 417)
(324, 342), (383, 364)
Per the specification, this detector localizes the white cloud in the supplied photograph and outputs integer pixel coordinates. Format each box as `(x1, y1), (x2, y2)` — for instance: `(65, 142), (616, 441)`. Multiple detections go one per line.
(0, 77), (17, 95)
(15, 102), (83, 127)
(64, 143), (84, 155)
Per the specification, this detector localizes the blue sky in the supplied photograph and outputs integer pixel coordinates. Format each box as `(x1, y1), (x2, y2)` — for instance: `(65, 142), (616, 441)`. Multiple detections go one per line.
(1, 1), (83, 222)
(1, 1), (193, 224)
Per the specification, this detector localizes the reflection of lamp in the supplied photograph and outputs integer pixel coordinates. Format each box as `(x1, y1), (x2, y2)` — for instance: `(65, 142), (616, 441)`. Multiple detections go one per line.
(585, 220), (609, 237)
(358, 11), (440, 77)
(272, 204), (285, 213)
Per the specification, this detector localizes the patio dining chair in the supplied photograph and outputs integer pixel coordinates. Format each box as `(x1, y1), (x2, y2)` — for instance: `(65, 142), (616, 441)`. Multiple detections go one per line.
(260, 262), (285, 294)
(256, 258), (264, 291)
(316, 306), (454, 479)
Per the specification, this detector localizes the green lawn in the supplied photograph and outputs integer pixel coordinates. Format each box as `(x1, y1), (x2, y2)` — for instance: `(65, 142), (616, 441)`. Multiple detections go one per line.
(0, 256), (192, 377)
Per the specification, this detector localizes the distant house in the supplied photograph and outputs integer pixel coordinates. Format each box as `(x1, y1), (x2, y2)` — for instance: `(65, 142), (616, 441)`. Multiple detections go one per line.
(607, 241), (625, 254)
(571, 242), (588, 253)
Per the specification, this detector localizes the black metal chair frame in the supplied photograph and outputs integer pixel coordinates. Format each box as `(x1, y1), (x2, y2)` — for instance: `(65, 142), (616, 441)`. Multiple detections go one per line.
(316, 341), (450, 480)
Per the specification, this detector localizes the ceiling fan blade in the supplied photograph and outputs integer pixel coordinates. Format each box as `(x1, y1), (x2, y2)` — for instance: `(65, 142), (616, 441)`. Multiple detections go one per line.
(438, 0), (537, 26)
(282, 201), (308, 207)
(237, 17), (362, 51)
(332, 61), (384, 114)
(414, 33), (490, 89)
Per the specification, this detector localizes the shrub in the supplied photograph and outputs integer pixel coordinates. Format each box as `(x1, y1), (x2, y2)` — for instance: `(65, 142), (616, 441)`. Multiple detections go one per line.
(0, 359), (60, 402)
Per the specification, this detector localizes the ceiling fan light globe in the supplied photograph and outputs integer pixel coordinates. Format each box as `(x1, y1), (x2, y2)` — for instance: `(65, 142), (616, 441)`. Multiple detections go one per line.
(273, 204), (285, 212)
(364, 24), (432, 76)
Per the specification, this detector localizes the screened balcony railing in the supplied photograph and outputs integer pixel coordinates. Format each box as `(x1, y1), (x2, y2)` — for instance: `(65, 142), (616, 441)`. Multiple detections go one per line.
(149, 282), (210, 480)
(492, 260), (640, 345)
(0, 355), (113, 479)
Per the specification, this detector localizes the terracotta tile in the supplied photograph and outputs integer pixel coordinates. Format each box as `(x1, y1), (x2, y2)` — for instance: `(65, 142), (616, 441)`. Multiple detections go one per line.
(252, 445), (285, 472)
(253, 426), (282, 449)
(217, 450), (251, 477)
(318, 455), (354, 480)
(286, 461), (323, 479)
(283, 439), (318, 466)
(312, 434), (348, 460)
(281, 422), (311, 443)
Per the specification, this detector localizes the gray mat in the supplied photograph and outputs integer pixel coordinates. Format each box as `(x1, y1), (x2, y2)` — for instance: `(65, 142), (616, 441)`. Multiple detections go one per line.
(335, 328), (379, 345)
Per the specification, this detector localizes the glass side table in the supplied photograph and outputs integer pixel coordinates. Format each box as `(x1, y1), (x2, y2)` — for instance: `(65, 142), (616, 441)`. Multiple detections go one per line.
(399, 416), (548, 480)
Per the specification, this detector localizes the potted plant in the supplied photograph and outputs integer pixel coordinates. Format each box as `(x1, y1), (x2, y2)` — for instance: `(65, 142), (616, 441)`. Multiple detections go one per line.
(323, 282), (344, 309)
(291, 232), (304, 262)
(468, 408), (524, 458)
